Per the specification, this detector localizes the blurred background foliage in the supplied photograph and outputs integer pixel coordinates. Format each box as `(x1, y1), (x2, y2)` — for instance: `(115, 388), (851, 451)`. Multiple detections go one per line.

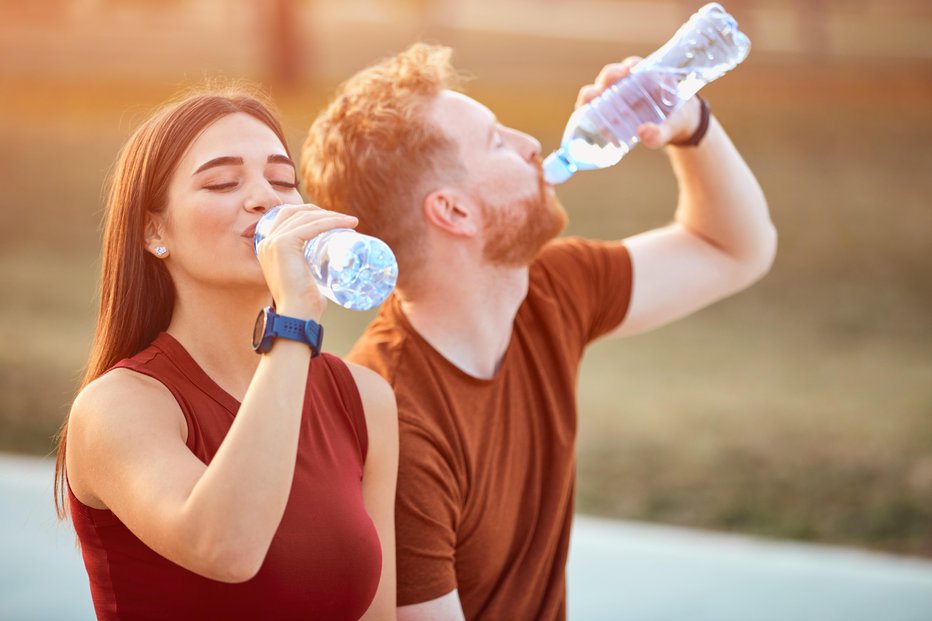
(1, 0), (930, 556)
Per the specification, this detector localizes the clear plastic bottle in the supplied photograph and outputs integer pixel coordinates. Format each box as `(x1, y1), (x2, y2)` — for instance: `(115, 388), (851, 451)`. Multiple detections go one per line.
(254, 205), (399, 311)
(542, 2), (751, 184)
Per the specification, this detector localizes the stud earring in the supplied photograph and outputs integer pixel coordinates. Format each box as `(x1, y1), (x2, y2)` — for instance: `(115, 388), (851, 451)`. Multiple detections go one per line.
(155, 246), (169, 258)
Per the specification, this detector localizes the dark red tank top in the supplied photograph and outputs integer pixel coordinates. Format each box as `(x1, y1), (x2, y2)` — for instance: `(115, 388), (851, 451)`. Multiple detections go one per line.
(68, 332), (382, 620)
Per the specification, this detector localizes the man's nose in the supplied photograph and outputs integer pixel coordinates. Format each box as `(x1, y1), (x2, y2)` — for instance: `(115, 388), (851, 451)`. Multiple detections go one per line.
(510, 129), (541, 162)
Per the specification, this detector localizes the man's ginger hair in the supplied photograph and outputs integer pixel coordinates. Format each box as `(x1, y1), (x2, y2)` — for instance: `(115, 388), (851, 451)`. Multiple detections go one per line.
(301, 43), (466, 283)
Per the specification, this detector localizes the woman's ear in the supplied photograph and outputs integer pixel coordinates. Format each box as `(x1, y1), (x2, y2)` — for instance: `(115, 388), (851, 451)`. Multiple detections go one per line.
(423, 188), (478, 237)
(144, 213), (169, 258)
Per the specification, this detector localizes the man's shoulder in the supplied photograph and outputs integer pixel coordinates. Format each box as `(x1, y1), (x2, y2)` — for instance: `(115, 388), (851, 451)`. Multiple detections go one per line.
(534, 235), (624, 266)
(347, 302), (461, 438)
(346, 310), (408, 384)
(527, 236), (595, 295)
(347, 303), (429, 405)
(530, 236), (630, 288)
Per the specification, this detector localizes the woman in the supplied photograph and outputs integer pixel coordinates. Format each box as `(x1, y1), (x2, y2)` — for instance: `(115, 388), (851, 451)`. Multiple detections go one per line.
(53, 87), (397, 620)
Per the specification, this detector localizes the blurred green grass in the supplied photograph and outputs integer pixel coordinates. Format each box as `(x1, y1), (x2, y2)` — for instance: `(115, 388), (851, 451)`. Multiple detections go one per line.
(1, 57), (930, 556)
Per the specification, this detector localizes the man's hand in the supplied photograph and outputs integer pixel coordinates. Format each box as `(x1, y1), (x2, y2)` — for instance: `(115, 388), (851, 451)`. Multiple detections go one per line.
(574, 56), (702, 149)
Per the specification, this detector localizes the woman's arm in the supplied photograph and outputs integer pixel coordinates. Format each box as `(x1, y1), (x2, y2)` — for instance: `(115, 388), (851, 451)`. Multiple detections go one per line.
(67, 206), (358, 583)
(68, 337), (314, 583)
(350, 363), (399, 621)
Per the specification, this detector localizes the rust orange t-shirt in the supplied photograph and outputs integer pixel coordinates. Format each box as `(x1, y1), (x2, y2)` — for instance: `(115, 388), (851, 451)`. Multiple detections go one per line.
(348, 237), (632, 620)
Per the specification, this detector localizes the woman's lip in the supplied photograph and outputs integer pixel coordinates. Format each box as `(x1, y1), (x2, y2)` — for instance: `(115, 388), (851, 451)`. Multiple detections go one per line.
(241, 222), (258, 238)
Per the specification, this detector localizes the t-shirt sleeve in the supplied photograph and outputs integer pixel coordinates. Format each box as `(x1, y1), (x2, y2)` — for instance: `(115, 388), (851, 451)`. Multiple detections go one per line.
(394, 413), (462, 606)
(534, 237), (633, 344)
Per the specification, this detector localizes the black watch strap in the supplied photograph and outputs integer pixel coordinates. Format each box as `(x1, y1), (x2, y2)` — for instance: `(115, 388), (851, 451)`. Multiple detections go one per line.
(671, 95), (710, 148)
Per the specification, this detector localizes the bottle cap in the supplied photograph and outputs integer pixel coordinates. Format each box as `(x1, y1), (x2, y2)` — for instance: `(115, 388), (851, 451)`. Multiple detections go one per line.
(542, 150), (574, 185)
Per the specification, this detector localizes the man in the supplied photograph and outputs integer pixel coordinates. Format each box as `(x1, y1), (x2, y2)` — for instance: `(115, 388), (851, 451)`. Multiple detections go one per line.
(301, 43), (776, 621)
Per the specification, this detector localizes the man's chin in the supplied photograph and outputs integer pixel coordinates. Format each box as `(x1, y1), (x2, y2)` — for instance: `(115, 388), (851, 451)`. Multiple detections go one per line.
(479, 185), (568, 266)
(485, 213), (566, 267)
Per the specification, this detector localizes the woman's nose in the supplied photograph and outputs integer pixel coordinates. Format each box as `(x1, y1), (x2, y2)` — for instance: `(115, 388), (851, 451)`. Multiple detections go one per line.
(244, 182), (285, 213)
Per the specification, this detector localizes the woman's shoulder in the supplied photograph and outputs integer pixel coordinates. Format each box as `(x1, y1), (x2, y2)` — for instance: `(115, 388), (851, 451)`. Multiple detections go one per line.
(75, 367), (174, 413)
(345, 363), (395, 409)
(70, 368), (186, 454)
(344, 362), (397, 446)
(68, 369), (187, 508)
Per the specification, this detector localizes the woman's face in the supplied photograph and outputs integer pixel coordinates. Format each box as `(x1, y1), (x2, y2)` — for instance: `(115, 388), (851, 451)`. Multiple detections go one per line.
(154, 112), (302, 289)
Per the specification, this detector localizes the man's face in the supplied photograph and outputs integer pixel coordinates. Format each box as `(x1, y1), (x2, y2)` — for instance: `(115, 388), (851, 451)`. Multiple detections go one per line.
(428, 90), (567, 266)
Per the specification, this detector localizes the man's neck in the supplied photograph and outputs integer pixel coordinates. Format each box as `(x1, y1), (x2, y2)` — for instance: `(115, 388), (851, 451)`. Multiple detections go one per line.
(400, 262), (530, 380)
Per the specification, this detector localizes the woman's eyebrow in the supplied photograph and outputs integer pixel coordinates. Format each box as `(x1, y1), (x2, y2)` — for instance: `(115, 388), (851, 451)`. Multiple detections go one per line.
(267, 154), (295, 168)
(194, 154), (295, 175)
(194, 156), (243, 174)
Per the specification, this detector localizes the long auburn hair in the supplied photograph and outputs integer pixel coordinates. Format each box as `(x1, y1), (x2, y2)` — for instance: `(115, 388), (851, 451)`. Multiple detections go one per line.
(54, 87), (291, 518)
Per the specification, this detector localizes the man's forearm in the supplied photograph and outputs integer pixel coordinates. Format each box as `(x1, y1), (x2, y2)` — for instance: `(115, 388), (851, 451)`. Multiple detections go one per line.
(668, 116), (776, 272)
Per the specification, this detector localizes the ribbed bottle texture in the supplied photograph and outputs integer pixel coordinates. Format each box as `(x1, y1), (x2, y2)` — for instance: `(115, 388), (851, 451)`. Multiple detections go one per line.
(543, 3), (750, 184)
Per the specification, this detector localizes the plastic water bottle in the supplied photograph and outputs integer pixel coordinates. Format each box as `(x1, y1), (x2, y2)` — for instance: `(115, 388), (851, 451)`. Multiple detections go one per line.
(254, 205), (398, 311)
(542, 2), (751, 184)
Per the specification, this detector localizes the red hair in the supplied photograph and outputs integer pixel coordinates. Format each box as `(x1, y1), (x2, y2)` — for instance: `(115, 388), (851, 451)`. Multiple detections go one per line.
(54, 86), (291, 518)
(300, 43), (466, 287)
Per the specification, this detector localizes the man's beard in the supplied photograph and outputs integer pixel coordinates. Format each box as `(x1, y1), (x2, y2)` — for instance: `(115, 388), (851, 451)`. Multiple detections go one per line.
(480, 166), (568, 267)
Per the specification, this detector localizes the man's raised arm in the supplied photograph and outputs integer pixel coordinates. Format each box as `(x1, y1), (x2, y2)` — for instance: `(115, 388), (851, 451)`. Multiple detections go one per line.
(577, 59), (776, 338)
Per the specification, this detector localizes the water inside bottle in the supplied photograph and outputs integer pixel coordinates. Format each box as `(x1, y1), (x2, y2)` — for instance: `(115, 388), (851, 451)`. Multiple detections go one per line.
(253, 206), (398, 311)
(547, 68), (689, 180)
(542, 2), (750, 184)
(305, 230), (398, 311)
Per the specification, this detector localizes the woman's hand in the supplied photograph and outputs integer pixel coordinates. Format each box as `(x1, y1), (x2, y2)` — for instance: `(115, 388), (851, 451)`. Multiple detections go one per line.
(254, 204), (358, 320)
(574, 56), (703, 149)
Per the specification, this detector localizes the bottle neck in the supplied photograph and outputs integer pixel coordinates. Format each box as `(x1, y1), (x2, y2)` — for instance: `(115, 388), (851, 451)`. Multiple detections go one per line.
(542, 148), (576, 185)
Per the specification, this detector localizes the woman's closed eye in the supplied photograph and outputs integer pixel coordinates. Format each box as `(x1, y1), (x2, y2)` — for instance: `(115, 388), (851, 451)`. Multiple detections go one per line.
(201, 179), (297, 192)
(203, 181), (238, 191)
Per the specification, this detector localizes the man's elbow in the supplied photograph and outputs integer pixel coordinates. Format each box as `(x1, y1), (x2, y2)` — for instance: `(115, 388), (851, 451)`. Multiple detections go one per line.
(742, 221), (778, 285)
(757, 221), (778, 274)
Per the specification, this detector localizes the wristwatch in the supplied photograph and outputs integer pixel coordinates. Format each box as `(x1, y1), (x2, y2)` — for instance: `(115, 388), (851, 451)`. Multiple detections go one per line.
(670, 95), (711, 148)
(252, 306), (323, 356)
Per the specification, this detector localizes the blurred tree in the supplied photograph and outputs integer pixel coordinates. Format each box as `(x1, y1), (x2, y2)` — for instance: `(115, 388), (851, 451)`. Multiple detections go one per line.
(259, 0), (307, 89)
(0, 0), (69, 23)
(676, 0), (829, 57)
(401, 0), (460, 41)
(794, 0), (828, 58)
